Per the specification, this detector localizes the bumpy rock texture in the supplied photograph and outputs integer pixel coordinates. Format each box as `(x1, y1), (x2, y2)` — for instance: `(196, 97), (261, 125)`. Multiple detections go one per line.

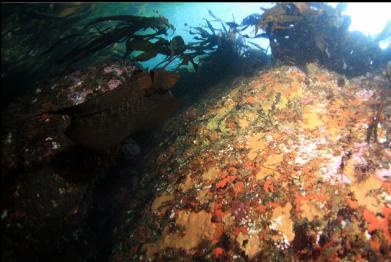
(112, 64), (391, 261)
(1, 60), (174, 262)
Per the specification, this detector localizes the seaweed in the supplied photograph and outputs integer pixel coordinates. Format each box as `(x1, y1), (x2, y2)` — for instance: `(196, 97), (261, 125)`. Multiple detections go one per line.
(238, 2), (390, 76)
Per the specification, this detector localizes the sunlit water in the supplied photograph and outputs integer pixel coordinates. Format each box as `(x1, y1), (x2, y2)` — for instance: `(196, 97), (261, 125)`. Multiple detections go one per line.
(108, 2), (390, 69)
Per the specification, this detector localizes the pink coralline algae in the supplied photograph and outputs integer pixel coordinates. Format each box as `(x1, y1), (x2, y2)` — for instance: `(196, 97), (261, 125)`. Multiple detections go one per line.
(356, 89), (375, 101)
(352, 142), (369, 166)
(104, 65), (123, 76)
(231, 201), (250, 222)
(299, 95), (319, 105)
(67, 89), (93, 105)
(323, 155), (345, 184)
(375, 169), (391, 181)
(107, 78), (122, 90)
(103, 62), (136, 77)
(67, 72), (81, 84)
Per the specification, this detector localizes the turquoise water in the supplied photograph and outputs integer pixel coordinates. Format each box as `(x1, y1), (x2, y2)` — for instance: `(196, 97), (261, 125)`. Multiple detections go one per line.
(103, 3), (275, 70)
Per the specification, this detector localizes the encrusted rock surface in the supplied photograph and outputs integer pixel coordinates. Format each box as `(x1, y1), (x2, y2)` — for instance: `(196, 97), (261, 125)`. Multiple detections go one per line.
(112, 64), (391, 261)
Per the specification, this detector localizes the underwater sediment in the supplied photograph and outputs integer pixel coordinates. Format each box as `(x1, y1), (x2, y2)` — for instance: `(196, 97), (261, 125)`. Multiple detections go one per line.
(111, 63), (391, 261)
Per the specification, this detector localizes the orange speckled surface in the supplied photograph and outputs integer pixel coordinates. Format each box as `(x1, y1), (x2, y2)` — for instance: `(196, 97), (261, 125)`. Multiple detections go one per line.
(113, 64), (391, 261)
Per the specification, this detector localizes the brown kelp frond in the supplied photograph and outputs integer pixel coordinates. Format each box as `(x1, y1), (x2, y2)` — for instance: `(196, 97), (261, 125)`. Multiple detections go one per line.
(85, 15), (173, 32)
(184, 12), (270, 75)
(45, 15), (174, 68)
(239, 2), (390, 76)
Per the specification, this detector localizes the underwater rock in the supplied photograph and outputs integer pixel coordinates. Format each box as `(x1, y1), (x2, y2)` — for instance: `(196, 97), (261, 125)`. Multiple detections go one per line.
(143, 68), (181, 96)
(1, 60), (181, 261)
(0, 141), (109, 262)
(61, 71), (180, 150)
(121, 137), (141, 159)
(112, 63), (391, 261)
(3, 60), (181, 151)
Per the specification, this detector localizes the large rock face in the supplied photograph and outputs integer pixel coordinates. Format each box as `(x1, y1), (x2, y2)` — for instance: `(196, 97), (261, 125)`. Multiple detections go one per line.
(1, 60), (179, 262)
(112, 64), (391, 261)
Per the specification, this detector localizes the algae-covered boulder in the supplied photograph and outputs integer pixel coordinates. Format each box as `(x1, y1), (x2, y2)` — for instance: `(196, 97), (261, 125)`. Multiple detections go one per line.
(112, 64), (391, 261)
(1, 59), (177, 262)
